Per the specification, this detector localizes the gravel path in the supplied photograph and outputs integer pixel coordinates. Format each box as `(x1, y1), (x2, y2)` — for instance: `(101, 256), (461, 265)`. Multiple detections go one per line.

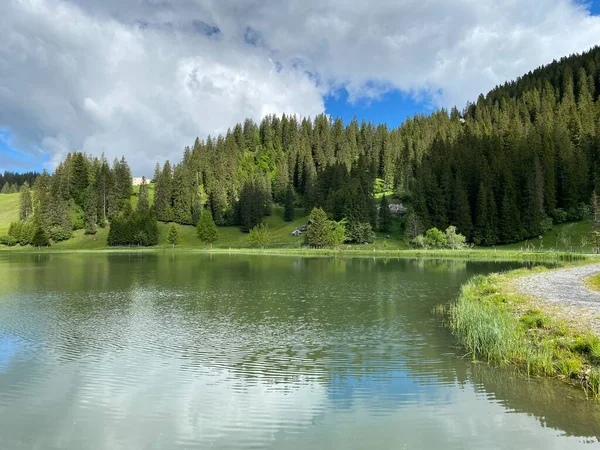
(515, 263), (600, 334)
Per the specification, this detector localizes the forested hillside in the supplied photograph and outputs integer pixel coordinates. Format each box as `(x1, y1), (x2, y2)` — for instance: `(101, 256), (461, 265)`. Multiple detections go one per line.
(4, 46), (600, 247)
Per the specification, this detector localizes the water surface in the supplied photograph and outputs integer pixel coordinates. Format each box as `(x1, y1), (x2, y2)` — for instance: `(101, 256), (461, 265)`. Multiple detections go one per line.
(0, 253), (598, 449)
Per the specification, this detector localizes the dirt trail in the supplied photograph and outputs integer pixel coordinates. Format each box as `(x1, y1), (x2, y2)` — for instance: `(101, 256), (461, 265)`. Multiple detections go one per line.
(515, 263), (600, 334)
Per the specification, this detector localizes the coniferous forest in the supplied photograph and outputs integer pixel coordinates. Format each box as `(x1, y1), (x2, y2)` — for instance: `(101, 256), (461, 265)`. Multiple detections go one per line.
(5, 46), (600, 247)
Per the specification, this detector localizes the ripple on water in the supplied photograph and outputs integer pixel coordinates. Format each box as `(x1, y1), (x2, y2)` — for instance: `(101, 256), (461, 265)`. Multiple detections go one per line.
(0, 255), (599, 449)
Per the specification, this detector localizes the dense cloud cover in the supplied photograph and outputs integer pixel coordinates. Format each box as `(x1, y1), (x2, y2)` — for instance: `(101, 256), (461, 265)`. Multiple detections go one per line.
(2, 0), (600, 173)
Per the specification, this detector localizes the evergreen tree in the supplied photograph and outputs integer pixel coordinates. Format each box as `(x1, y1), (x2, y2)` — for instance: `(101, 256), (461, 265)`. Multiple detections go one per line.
(84, 188), (98, 235)
(239, 180), (263, 232)
(31, 225), (50, 247)
(196, 208), (218, 246)
(306, 207), (330, 248)
(379, 194), (392, 232)
(172, 164), (193, 225)
(191, 192), (202, 226)
(137, 176), (149, 214)
(450, 175), (472, 239)
(155, 161), (173, 222)
(473, 183), (489, 246)
(70, 152), (89, 206)
(167, 224), (180, 248)
(19, 182), (32, 221)
(284, 184), (295, 222)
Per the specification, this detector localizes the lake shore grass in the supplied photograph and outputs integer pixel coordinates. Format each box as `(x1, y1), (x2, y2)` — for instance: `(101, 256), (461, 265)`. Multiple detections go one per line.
(0, 245), (596, 263)
(447, 266), (600, 398)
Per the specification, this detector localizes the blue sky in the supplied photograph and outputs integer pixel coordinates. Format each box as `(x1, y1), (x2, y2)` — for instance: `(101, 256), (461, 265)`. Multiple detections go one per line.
(325, 89), (432, 129)
(2, 0), (600, 174)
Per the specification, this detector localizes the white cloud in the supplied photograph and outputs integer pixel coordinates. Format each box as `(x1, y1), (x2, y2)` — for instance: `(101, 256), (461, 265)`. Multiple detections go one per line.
(0, 0), (324, 174)
(1, 0), (600, 173)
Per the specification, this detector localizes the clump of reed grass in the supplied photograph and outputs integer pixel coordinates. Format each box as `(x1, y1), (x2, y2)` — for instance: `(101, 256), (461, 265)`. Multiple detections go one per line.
(448, 269), (600, 398)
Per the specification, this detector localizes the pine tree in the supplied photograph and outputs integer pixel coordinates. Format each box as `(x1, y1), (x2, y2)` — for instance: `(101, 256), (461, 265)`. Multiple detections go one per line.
(84, 188), (98, 235)
(191, 192), (202, 226)
(172, 164), (193, 225)
(167, 224), (180, 248)
(70, 152), (89, 206)
(31, 225), (50, 247)
(114, 157), (132, 209)
(306, 207), (330, 248)
(450, 175), (472, 239)
(239, 180), (263, 232)
(379, 194), (392, 232)
(155, 161), (173, 222)
(473, 183), (489, 246)
(196, 208), (218, 246)
(284, 184), (295, 222)
(137, 176), (149, 214)
(19, 182), (33, 221)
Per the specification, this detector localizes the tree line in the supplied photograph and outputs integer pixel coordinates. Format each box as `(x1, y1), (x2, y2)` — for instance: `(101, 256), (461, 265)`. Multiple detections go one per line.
(0, 171), (39, 194)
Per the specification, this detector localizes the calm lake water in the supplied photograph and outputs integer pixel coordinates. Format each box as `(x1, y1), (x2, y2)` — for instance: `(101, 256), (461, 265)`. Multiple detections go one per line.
(0, 253), (599, 449)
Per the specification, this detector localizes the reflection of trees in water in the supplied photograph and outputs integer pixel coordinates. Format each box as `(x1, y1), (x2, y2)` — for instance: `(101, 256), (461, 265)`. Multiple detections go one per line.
(4, 254), (594, 440)
(469, 363), (600, 440)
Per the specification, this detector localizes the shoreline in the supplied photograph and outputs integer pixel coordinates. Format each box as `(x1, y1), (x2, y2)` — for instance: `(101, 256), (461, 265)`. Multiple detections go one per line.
(0, 246), (596, 262)
(448, 263), (600, 398)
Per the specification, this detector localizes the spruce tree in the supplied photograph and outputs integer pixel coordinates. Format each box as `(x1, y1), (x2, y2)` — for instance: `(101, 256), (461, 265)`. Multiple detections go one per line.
(239, 180), (263, 232)
(31, 225), (50, 247)
(450, 175), (472, 239)
(379, 194), (392, 232)
(19, 182), (33, 221)
(284, 184), (295, 222)
(137, 176), (149, 214)
(172, 164), (193, 225)
(196, 208), (218, 246)
(306, 207), (330, 248)
(84, 188), (98, 235)
(191, 192), (202, 226)
(155, 161), (173, 222)
(70, 152), (89, 207)
(473, 183), (489, 246)
(167, 224), (180, 248)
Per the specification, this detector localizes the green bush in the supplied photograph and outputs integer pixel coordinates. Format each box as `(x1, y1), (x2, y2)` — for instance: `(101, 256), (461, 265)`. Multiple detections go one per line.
(424, 227), (447, 248)
(248, 223), (271, 248)
(0, 235), (17, 246)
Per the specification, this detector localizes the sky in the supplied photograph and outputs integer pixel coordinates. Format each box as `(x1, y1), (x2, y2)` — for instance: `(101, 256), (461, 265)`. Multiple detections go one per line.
(1, 0), (600, 175)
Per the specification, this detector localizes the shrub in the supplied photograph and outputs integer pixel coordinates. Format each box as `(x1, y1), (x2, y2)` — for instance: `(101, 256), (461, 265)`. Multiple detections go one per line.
(48, 225), (72, 242)
(248, 223), (271, 248)
(0, 235), (17, 246)
(540, 216), (553, 234)
(424, 227), (447, 248)
(445, 225), (467, 249)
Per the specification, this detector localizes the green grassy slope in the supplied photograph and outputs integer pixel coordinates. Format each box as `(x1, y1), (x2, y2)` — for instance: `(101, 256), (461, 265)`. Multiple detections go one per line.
(499, 221), (594, 252)
(0, 193), (20, 235)
(3, 184), (594, 253)
(47, 205), (410, 250)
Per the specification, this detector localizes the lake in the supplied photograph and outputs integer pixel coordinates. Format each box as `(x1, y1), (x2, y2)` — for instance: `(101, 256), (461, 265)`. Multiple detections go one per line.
(0, 253), (599, 449)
